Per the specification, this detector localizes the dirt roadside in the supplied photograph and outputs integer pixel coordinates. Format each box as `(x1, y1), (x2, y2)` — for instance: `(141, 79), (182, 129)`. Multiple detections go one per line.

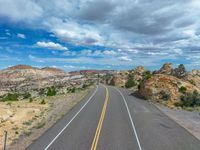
(0, 86), (94, 150)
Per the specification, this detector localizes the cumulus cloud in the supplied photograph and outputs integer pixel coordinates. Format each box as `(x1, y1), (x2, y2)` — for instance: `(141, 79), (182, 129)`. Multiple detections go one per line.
(1, 0), (200, 69)
(0, 0), (43, 22)
(119, 56), (132, 61)
(36, 41), (68, 50)
(17, 33), (26, 39)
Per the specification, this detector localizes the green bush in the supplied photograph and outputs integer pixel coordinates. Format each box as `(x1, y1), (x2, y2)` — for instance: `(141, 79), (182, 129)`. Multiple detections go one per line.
(125, 79), (136, 88)
(3, 93), (19, 101)
(46, 86), (56, 96)
(177, 90), (200, 107)
(29, 98), (33, 103)
(71, 87), (76, 93)
(160, 91), (170, 101)
(82, 84), (88, 89)
(40, 99), (46, 104)
(179, 86), (187, 94)
(144, 71), (152, 80)
(23, 92), (31, 99)
(39, 88), (45, 95)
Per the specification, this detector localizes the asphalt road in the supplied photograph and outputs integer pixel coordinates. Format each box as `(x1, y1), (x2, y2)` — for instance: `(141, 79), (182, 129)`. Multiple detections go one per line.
(27, 84), (200, 150)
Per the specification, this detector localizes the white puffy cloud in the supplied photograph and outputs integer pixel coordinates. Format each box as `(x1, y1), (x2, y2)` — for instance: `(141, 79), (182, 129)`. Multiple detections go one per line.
(1, 0), (200, 69)
(118, 56), (132, 61)
(36, 41), (68, 50)
(17, 33), (26, 39)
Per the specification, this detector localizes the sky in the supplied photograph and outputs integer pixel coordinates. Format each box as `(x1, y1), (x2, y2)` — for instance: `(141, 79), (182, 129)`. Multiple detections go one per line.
(0, 0), (200, 71)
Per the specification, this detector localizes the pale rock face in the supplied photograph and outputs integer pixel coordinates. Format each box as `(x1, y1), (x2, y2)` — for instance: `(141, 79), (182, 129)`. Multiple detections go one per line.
(0, 65), (72, 97)
(184, 70), (200, 89)
(133, 66), (146, 82)
(138, 74), (200, 104)
(154, 63), (173, 75)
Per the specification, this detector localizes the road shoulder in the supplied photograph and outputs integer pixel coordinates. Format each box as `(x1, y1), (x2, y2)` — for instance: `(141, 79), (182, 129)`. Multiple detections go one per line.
(155, 104), (200, 141)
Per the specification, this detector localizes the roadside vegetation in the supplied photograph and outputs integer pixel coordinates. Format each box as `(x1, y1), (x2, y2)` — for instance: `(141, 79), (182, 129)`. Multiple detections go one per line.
(175, 90), (200, 108)
(0, 81), (95, 149)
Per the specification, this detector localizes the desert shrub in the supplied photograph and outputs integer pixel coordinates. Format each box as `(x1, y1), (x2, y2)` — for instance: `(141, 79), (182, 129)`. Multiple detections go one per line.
(46, 86), (56, 96)
(40, 99), (46, 104)
(189, 80), (196, 85)
(160, 91), (170, 101)
(68, 87), (76, 93)
(179, 86), (187, 94)
(39, 88), (45, 95)
(29, 98), (33, 103)
(82, 84), (88, 89)
(71, 87), (76, 93)
(144, 71), (152, 80)
(125, 79), (136, 88)
(23, 92), (31, 99)
(23, 120), (32, 126)
(35, 121), (46, 129)
(3, 93), (19, 101)
(177, 90), (200, 107)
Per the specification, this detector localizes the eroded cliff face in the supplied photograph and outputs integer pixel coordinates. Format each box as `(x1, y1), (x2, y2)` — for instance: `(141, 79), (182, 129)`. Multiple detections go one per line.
(0, 65), (87, 97)
(184, 70), (200, 89)
(138, 74), (200, 103)
(138, 63), (200, 105)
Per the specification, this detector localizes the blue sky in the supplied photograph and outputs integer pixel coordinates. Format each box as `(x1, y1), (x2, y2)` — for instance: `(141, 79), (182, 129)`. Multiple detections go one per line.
(0, 0), (200, 71)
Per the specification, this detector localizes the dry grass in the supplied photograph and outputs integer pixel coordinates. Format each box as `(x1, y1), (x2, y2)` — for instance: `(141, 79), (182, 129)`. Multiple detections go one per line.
(0, 86), (93, 149)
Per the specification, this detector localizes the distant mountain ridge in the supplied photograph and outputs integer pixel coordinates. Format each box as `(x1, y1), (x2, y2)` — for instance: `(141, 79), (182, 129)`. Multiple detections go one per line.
(4, 65), (65, 73)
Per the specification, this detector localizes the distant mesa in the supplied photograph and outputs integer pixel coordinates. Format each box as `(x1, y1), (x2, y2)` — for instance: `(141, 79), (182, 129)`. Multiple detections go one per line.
(6, 64), (38, 70)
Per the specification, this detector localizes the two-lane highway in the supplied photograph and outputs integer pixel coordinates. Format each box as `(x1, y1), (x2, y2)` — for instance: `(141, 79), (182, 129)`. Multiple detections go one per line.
(28, 84), (200, 150)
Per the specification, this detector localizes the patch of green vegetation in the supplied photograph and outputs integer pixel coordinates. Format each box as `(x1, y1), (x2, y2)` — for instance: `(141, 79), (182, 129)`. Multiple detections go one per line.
(125, 79), (137, 88)
(2, 93), (19, 101)
(160, 91), (170, 101)
(29, 98), (33, 103)
(47, 86), (57, 96)
(144, 71), (152, 80)
(22, 92), (31, 99)
(175, 90), (200, 107)
(39, 88), (45, 95)
(35, 121), (46, 129)
(40, 99), (46, 104)
(189, 80), (196, 85)
(68, 87), (76, 93)
(179, 86), (187, 94)
(22, 120), (33, 126)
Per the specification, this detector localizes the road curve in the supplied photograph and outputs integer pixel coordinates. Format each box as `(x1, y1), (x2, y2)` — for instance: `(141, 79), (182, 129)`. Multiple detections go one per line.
(27, 84), (200, 150)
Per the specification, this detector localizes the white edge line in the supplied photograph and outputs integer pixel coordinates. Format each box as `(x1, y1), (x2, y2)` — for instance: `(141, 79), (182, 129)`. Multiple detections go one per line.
(44, 85), (99, 150)
(114, 87), (142, 150)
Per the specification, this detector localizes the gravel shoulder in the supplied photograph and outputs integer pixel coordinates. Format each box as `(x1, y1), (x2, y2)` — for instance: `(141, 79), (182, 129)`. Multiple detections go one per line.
(156, 104), (200, 141)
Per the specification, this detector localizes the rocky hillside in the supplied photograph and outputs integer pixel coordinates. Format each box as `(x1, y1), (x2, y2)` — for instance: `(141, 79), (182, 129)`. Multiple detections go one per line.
(138, 63), (200, 106)
(0, 65), (93, 98)
(104, 63), (200, 107)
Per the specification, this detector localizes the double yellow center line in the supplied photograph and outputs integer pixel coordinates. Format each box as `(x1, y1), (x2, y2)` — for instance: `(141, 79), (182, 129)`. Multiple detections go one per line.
(90, 86), (109, 150)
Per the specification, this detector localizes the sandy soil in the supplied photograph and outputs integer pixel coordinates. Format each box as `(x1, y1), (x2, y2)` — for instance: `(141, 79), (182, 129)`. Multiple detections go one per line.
(0, 87), (93, 150)
(156, 104), (200, 141)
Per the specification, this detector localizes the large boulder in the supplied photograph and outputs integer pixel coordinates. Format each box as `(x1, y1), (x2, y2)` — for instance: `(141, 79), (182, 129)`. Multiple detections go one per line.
(109, 75), (126, 87)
